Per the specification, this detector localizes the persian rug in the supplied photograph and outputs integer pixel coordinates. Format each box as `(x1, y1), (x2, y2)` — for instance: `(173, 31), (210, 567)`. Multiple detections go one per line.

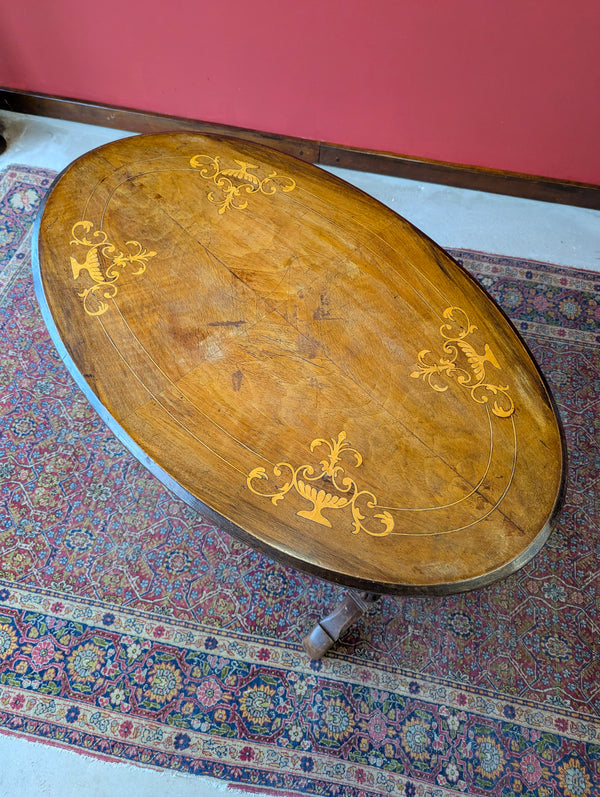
(0, 163), (599, 797)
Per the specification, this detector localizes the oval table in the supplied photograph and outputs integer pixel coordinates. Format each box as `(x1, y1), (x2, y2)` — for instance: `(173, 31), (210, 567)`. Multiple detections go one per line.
(33, 132), (566, 657)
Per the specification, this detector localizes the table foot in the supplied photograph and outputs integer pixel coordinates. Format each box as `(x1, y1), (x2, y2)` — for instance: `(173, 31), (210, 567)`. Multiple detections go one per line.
(302, 590), (379, 659)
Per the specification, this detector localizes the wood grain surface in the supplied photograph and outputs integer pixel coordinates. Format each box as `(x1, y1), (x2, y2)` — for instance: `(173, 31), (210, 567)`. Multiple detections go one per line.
(33, 132), (566, 595)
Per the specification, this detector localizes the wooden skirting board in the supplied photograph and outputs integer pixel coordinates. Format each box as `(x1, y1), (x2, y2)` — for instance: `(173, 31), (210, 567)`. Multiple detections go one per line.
(1, 88), (599, 210)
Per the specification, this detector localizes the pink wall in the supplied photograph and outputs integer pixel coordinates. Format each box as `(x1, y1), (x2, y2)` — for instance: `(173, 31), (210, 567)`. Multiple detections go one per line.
(1, 0), (599, 184)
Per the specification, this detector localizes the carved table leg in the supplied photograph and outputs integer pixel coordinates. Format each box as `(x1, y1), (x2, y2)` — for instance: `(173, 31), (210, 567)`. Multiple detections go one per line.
(302, 590), (380, 659)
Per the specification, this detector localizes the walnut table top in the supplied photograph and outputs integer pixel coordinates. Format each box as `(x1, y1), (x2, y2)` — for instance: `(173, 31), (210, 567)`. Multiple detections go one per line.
(33, 132), (565, 596)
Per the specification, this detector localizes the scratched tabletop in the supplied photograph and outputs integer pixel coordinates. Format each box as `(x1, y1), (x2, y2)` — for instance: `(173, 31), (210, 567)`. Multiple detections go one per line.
(33, 132), (565, 594)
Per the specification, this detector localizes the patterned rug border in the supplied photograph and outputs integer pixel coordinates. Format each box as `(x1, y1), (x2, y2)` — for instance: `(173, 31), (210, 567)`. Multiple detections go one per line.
(0, 706), (457, 797)
(1, 674), (598, 797)
(2, 579), (599, 745)
(0, 685), (441, 797)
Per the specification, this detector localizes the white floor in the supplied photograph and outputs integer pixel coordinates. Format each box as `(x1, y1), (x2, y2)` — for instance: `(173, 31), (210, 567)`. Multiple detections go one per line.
(0, 111), (598, 797)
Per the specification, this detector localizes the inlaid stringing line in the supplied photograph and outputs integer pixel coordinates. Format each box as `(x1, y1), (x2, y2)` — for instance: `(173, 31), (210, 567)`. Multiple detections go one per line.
(246, 415), (518, 537)
(388, 414), (518, 536)
(81, 154), (207, 220)
(377, 404), (496, 512)
(109, 300), (279, 468)
(98, 167), (207, 229)
(96, 312), (246, 477)
(93, 173), (503, 512)
(281, 189), (454, 322)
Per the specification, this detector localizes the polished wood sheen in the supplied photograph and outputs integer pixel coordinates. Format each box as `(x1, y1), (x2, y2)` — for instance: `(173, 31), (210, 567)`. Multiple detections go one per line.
(33, 132), (565, 596)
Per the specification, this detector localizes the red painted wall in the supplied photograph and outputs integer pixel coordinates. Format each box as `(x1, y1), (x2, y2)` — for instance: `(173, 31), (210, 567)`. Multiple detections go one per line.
(1, 0), (599, 184)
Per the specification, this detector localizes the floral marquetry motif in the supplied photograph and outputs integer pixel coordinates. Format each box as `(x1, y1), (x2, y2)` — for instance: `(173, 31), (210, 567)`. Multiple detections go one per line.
(70, 221), (156, 316)
(190, 153), (296, 214)
(247, 432), (394, 537)
(410, 305), (515, 418)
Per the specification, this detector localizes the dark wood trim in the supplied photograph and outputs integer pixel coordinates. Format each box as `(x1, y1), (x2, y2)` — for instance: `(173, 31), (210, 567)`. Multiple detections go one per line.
(319, 145), (600, 209)
(2, 88), (599, 209)
(0, 89), (319, 162)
